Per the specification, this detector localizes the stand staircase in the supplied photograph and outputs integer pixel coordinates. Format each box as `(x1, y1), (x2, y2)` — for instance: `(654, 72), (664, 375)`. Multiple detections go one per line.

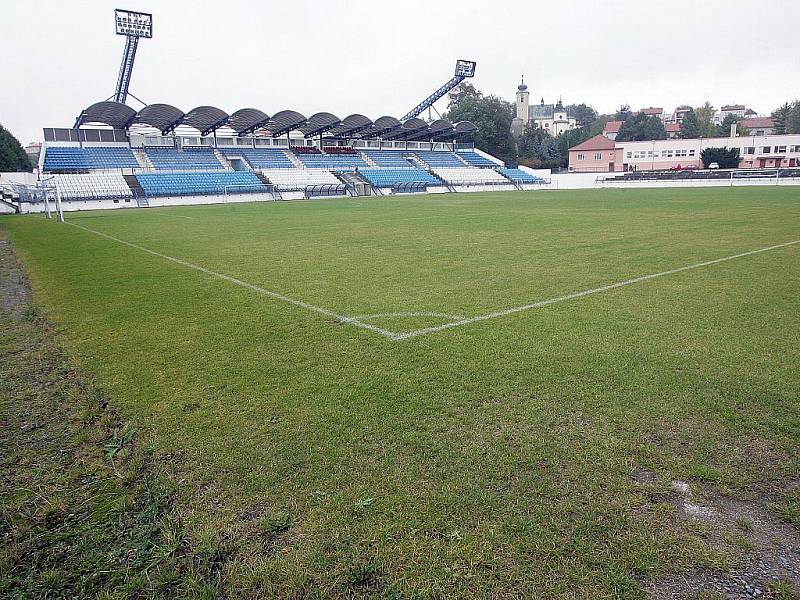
(132, 149), (154, 170)
(213, 149), (234, 171)
(123, 175), (149, 207)
(255, 171), (282, 200)
(284, 149), (304, 169)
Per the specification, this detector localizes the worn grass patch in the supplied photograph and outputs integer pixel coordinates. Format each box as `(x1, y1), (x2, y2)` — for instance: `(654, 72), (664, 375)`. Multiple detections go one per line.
(0, 242), (222, 598)
(2, 187), (799, 597)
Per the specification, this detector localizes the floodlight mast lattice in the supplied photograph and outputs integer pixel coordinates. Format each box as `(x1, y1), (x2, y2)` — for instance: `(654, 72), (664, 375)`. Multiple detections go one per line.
(113, 9), (152, 104)
(400, 60), (476, 121)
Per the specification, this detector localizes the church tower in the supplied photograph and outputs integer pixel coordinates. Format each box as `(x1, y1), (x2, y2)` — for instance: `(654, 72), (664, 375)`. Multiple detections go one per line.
(511, 76), (529, 137)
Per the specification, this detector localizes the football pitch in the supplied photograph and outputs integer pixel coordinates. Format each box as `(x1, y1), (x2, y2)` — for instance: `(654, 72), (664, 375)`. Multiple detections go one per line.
(3, 187), (800, 597)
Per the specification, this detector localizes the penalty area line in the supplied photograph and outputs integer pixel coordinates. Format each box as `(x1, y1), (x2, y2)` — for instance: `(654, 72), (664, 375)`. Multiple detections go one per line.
(391, 240), (800, 341)
(66, 222), (398, 340)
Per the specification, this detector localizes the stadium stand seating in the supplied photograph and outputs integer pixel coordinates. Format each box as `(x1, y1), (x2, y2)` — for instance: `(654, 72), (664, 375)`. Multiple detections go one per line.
(53, 173), (134, 200)
(412, 150), (465, 167)
(499, 168), (542, 183)
(358, 168), (441, 188)
(259, 169), (341, 190)
(221, 147), (295, 169)
(362, 150), (415, 167)
(458, 150), (498, 167)
(291, 146), (321, 154)
(323, 147), (359, 154)
(43, 146), (140, 172)
(295, 152), (368, 169)
(135, 172), (266, 196)
(144, 147), (225, 170)
(432, 167), (509, 185)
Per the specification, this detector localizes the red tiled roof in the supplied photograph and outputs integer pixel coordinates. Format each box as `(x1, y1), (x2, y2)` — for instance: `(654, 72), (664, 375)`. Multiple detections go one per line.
(569, 134), (616, 152)
(603, 120), (623, 134)
(665, 123), (681, 132)
(740, 117), (774, 129)
(640, 107), (663, 115)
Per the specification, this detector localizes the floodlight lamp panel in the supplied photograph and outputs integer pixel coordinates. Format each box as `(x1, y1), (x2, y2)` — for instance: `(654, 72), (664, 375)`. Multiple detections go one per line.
(115, 9), (153, 38)
(455, 60), (476, 78)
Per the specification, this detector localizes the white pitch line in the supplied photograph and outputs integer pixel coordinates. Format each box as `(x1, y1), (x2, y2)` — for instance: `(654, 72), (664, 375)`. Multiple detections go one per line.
(66, 222), (398, 339)
(352, 311), (465, 321)
(391, 240), (800, 341)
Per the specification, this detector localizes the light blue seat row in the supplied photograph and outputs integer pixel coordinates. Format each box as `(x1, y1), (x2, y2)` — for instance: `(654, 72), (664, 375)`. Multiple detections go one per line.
(135, 171), (267, 197)
(43, 146), (140, 172)
(359, 168), (441, 187)
(499, 168), (542, 183)
(458, 151), (498, 167)
(413, 150), (465, 167)
(362, 150), (414, 167)
(221, 148), (295, 169)
(295, 154), (367, 169)
(144, 147), (224, 170)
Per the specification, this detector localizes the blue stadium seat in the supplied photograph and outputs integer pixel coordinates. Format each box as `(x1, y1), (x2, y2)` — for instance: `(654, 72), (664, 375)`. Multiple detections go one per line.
(144, 147), (224, 170)
(499, 168), (542, 183)
(413, 151), (465, 167)
(43, 146), (140, 172)
(293, 152), (367, 169)
(358, 168), (441, 187)
(458, 150), (498, 167)
(222, 148), (295, 169)
(362, 150), (415, 167)
(134, 171), (268, 197)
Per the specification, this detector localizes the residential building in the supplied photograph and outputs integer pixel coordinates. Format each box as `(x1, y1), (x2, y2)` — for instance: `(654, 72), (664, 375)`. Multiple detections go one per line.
(569, 132), (800, 172)
(511, 78), (578, 137)
(567, 135), (621, 172)
(740, 117), (776, 136)
(602, 120), (623, 141)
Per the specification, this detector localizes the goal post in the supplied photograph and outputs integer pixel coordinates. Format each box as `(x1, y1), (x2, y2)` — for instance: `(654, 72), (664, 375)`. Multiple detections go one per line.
(223, 184), (276, 204)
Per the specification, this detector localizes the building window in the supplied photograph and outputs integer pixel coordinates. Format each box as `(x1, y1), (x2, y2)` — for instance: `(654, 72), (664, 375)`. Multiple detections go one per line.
(689, 150), (695, 157)
(776, 146), (787, 153)
(743, 147), (755, 155)
(762, 146), (771, 154)
(577, 153), (585, 160)
(626, 151), (632, 159)
(594, 152), (602, 160)
(791, 145), (800, 153)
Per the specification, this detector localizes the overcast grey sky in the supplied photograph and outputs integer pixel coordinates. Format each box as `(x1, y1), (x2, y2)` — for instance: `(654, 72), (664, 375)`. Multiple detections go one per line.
(2, 0), (799, 143)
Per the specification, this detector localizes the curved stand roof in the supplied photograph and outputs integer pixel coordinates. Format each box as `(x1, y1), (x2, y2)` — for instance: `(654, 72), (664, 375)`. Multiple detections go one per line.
(227, 108), (270, 136)
(73, 101), (477, 143)
(328, 114), (373, 137)
(299, 112), (341, 137)
(263, 110), (307, 137)
(128, 103), (185, 134)
(182, 106), (230, 136)
(74, 101), (137, 129)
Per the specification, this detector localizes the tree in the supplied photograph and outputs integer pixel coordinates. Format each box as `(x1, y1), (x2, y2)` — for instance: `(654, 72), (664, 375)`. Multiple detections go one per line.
(0, 124), (32, 172)
(517, 124), (562, 169)
(678, 109), (701, 139)
(695, 102), (717, 138)
(616, 113), (667, 142)
(772, 100), (800, 135)
(564, 103), (598, 128)
(445, 84), (516, 164)
(615, 104), (631, 121)
(717, 113), (748, 137)
(700, 147), (740, 169)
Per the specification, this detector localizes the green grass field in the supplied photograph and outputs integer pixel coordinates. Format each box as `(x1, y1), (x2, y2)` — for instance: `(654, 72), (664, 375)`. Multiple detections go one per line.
(2, 187), (799, 598)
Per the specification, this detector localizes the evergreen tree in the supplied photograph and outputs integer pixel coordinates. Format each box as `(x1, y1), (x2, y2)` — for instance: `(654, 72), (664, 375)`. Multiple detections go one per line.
(617, 113), (667, 142)
(0, 124), (32, 172)
(678, 109), (701, 139)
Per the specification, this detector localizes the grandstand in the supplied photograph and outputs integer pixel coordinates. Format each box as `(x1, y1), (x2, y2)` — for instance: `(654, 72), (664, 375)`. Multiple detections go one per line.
(20, 98), (538, 212)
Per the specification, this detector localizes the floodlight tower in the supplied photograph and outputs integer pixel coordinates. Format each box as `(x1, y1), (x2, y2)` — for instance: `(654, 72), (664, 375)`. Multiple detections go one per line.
(112, 9), (152, 104)
(401, 60), (476, 121)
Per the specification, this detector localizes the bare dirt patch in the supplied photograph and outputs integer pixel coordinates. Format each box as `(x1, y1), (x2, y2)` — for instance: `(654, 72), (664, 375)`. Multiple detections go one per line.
(634, 469), (800, 599)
